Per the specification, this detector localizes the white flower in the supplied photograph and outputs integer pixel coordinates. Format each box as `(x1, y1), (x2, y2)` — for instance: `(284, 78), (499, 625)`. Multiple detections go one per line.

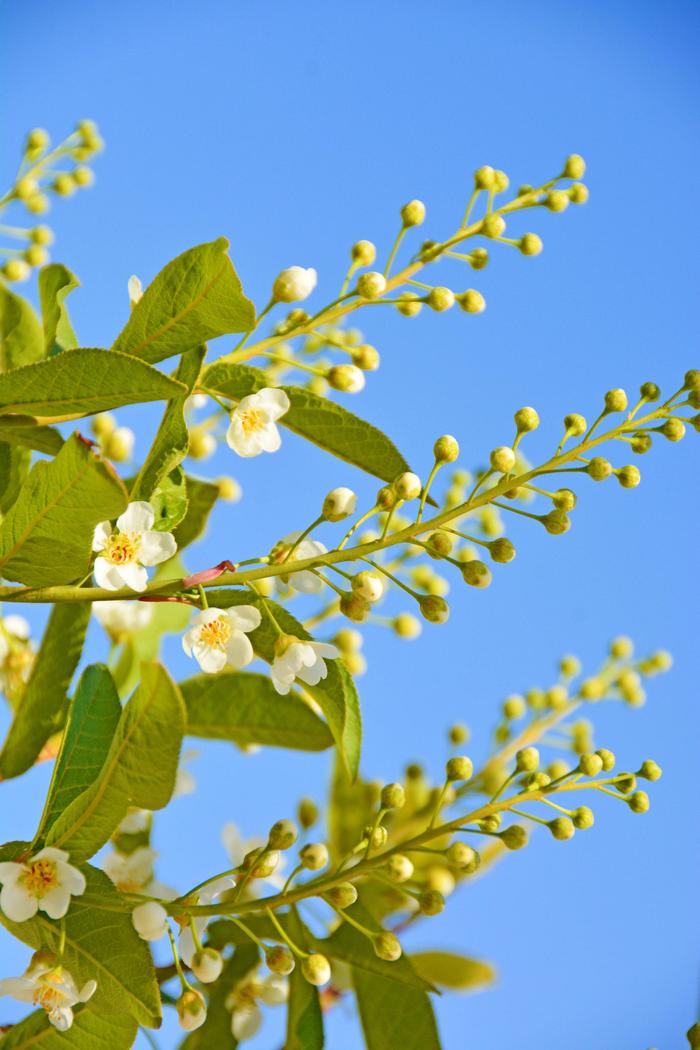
(116, 807), (151, 836)
(185, 393), (207, 412)
(178, 876), (234, 967)
(226, 969), (289, 1042)
(232, 1005), (262, 1041)
(182, 606), (261, 674)
(93, 600), (153, 639)
(127, 275), (143, 304)
(226, 388), (290, 458)
(103, 847), (158, 893)
(132, 901), (169, 941)
(270, 638), (339, 696)
(270, 532), (327, 595)
(272, 266), (317, 303)
(0, 848), (85, 922)
(92, 501), (177, 592)
(0, 951), (96, 1031)
(322, 487), (357, 522)
(0, 615), (34, 700)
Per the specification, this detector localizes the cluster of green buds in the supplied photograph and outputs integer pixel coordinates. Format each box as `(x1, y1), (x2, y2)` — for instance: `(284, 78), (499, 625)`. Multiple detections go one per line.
(0, 121), (102, 282)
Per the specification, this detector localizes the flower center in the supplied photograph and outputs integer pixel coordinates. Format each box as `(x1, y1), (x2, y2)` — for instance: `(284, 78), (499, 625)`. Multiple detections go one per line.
(199, 616), (232, 650)
(33, 973), (68, 1012)
(104, 532), (140, 565)
(21, 860), (59, 898)
(239, 408), (266, 436)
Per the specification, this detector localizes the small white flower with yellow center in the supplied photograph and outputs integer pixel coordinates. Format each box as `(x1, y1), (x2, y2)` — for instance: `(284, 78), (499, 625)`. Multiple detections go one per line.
(182, 606), (261, 674)
(93, 600), (153, 641)
(92, 501), (177, 592)
(272, 266), (317, 303)
(270, 532), (328, 595)
(226, 968), (289, 1042)
(226, 388), (291, 458)
(271, 636), (339, 696)
(103, 846), (158, 894)
(0, 951), (97, 1031)
(0, 848), (86, 922)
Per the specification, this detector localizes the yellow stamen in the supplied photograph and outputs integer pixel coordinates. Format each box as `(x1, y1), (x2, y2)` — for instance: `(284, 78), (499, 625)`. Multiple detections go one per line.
(239, 408), (266, 436)
(104, 533), (140, 565)
(199, 616), (232, 651)
(20, 860), (59, 898)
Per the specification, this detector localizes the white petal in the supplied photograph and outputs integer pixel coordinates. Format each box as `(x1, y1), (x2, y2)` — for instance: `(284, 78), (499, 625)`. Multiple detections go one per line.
(3, 615), (30, 639)
(194, 643), (228, 674)
(260, 974), (289, 1005)
(258, 388), (291, 420)
(296, 659), (327, 687)
(232, 1005), (262, 1041)
(256, 422), (282, 453)
(227, 606), (261, 633)
(271, 662), (294, 695)
(0, 862), (23, 884)
(55, 862), (86, 896)
(0, 976), (37, 1002)
(78, 980), (97, 1003)
(40, 885), (71, 920)
(226, 419), (264, 458)
(117, 501), (155, 533)
(225, 631), (254, 670)
(92, 521), (112, 553)
(32, 847), (70, 865)
(49, 1007), (74, 1032)
(1, 882), (39, 922)
(288, 570), (324, 595)
(178, 926), (196, 966)
(138, 530), (177, 566)
(93, 558), (125, 591)
(182, 628), (196, 658)
(115, 563), (149, 592)
(311, 642), (340, 661)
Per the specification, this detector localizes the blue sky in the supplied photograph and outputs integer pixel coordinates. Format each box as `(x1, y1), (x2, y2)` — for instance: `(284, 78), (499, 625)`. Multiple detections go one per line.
(1, 2), (699, 1048)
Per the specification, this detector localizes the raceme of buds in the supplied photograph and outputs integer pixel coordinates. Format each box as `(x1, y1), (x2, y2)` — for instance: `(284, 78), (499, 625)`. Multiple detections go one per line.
(273, 266), (318, 303)
(322, 486), (357, 522)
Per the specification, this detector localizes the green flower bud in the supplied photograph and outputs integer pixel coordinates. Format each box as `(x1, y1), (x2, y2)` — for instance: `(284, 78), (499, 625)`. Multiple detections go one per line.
(479, 813), (502, 833)
(488, 538), (516, 563)
(374, 931), (402, 961)
(604, 388), (628, 413)
(456, 289), (486, 313)
(357, 271), (387, 299)
(396, 291), (422, 316)
(401, 199), (426, 227)
(447, 842), (478, 869)
(640, 381), (660, 401)
(563, 413), (587, 437)
(91, 412), (116, 440)
(419, 891), (445, 916)
(563, 154), (586, 179)
(380, 782), (406, 809)
(427, 286), (455, 312)
(545, 190), (569, 212)
(376, 484), (398, 511)
(426, 530), (454, 559)
(176, 989), (206, 1031)
(631, 431), (652, 454)
(474, 165), (496, 190)
(52, 173), (76, 196)
(393, 612), (422, 639)
(526, 771), (551, 790)
(364, 824), (388, 850)
(546, 684), (569, 711)
(614, 774), (637, 794)
(542, 509), (571, 535)
(446, 755), (473, 782)
(573, 806), (595, 830)
(29, 224), (53, 246)
(638, 760), (662, 782)
(490, 446), (516, 473)
(553, 488), (577, 511)
(328, 363), (365, 393)
(26, 128), (50, 153)
(500, 825), (528, 850)
(568, 183), (589, 204)
(514, 406), (540, 432)
(526, 687), (547, 710)
(514, 747), (539, 773)
(469, 247), (489, 269)
(559, 654), (581, 677)
(688, 390), (700, 408)
(266, 944), (296, 975)
(683, 369), (700, 391)
(519, 233), (543, 256)
(299, 842), (329, 871)
(191, 947), (224, 984)
(26, 193), (50, 214)
(503, 694), (526, 720)
(628, 790), (650, 814)
(481, 213), (506, 238)
(549, 817), (575, 840)
(578, 753), (603, 777)
(216, 476), (241, 502)
(433, 434), (459, 463)
(660, 418), (685, 442)
(297, 797), (319, 829)
(587, 457), (612, 481)
(459, 560), (491, 589)
(393, 471), (422, 501)
(352, 343), (380, 371)
(24, 244), (49, 267)
(2, 259), (30, 282)
(419, 596), (449, 624)
(386, 854), (414, 883)
(617, 465), (641, 488)
(268, 819), (298, 851)
(73, 165), (94, 187)
(351, 240), (376, 266)
(301, 953), (331, 986)
(323, 882), (358, 909)
(243, 847), (280, 878)
(595, 748), (615, 772)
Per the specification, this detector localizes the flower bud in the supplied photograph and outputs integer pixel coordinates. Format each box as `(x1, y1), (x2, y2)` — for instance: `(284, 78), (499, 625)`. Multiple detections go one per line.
(393, 471), (422, 501)
(301, 953), (331, 986)
(578, 753), (603, 777)
(433, 435), (459, 463)
(191, 948), (223, 983)
(340, 591), (370, 623)
(132, 902), (169, 941)
(519, 233), (543, 256)
(2, 259), (30, 282)
(569, 183), (589, 204)
(322, 486), (357, 522)
(268, 819), (298, 851)
(628, 790), (650, 813)
(563, 413), (587, 437)
(490, 446), (516, 473)
(580, 676), (605, 700)
(24, 244), (49, 267)
(28, 224), (53, 247)
(563, 153), (586, 179)
(26, 128), (50, 153)
(489, 538), (516, 564)
(461, 560), (492, 588)
(177, 989), (207, 1031)
(617, 465), (641, 488)
(216, 476), (242, 502)
(419, 891), (445, 916)
(500, 825), (528, 850)
(26, 194), (49, 215)
(352, 571), (384, 604)
(456, 289), (486, 313)
(683, 369), (700, 391)
(604, 388), (628, 413)
(631, 431), (652, 454)
(448, 722), (469, 745)
(351, 240), (376, 266)
(661, 418), (685, 442)
(243, 847), (280, 878)
(474, 165), (496, 190)
(516, 747), (539, 772)
(503, 694), (526, 720)
(323, 882), (358, 909)
(401, 199), (426, 227)
(426, 530), (454, 559)
(467, 247), (489, 270)
(357, 271), (386, 299)
(549, 817), (575, 840)
(298, 797), (319, 829)
(573, 806), (595, 830)
(105, 426), (135, 462)
(385, 854), (414, 883)
(352, 344), (380, 371)
(426, 286), (455, 312)
(377, 783), (405, 811)
(266, 944), (295, 975)
(595, 748), (616, 771)
(445, 842), (474, 869)
(542, 509), (571, 535)
(73, 165), (94, 187)
(396, 291), (422, 317)
(299, 842), (329, 871)
(273, 266), (317, 303)
(419, 596), (449, 624)
(552, 489), (576, 512)
(52, 173), (76, 196)
(446, 755), (473, 782)
(545, 190), (569, 212)
(374, 931), (402, 961)
(393, 612), (422, 639)
(91, 412), (116, 440)
(587, 457), (612, 481)
(481, 213), (506, 238)
(638, 759), (662, 781)
(328, 364), (365, 393)
(559, 654), (581, 677)
(514, 406), (540, 434)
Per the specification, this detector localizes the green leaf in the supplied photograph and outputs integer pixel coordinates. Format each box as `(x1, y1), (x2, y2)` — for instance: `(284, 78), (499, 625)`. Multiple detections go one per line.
(112, 238), (255, 365)
(0, 1006), (138, 1049)
(0, 347), (186, 421)
(181, 669), (333, 751)
(203, 361), (412, 485)
(46, 663), (185, 862)
(327, 757), (377, 863)
(409, 952), (496, 992)
(180, 944), (259, 1049)
(130, 347), (205, 501)
(34, 664), (122, 842)
(286, 909), (324, 1050)
(0, 603), (92, 780)
(206, 589), (362, 778)
(0, 849), (161, 1028)
(314, 901), (434, 992)
(173, 475), (219, 549)
(38, 263), (79, 356)
(149, 467), (188, 533)
(352, 967), (442, 1050)
(0, 441), (30, 515)
(0, 434), (127, 586)
(0, 416), (64, 455)
(0, 285), (44, 372)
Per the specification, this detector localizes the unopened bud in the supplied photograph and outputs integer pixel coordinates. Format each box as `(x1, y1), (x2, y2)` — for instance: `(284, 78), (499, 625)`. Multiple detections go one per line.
(419, 891), (445, 916)
(357, 271), (386, 299)
(374, 931), (402, 961)
(340, 591), (370, 623)
(457, 289), (486, 313)
(563, 153), (586, 179)
(323, 882), (358, 909)
(564, 413), (587, 437)
(396, 291), (422, 317)
(569, 183), (589, 204)
(352, 571), (384, 603)
(433, 435), (459, 463)
(328, 364), (365, 393)
(573, 806), (595, 830)
(545, 190), (569, 212)
(401, 199), (426, 227)
(481, 213), (506, 238)
(519, 233), (543, 256)
(516, 747), (539, 772)
(299, 842), (329, 871)
(268, 819), (298, 851)
(514, 406), (540, 433)
(617, 465), (641, 488)
(393, 612), (422, 639)
(638, 759), (662, 781)
(474, 165), (496, 190)
(579, 753), (603, 777)
(297, 797), (318, 829)
(322, 486), (357, 522)
(549, 817), (575, 840)
(461, 560), (492, 588)
(176, 990), (207, 1031)
(500, 825), (528, 850)
(446, 755), (473, 782)
(301, 953), (331, 986)
(604, 388), (628, 413)
(542, 509), (571, 535)
(266, 944), (296, 975)
(352, 344), (380, 371)
(380, 783), (406, 809)
(351, 240), (376, 266)
(427, 286), (455, 312)
(273, 266), (317, 303)
(393, 471), (422, 501)
(660, 418), (685, 442)
(628, 790), (650, 813)
(587, 457), (612, 481)
(191, 948), (223, 984)
(490, 446), (516, 473)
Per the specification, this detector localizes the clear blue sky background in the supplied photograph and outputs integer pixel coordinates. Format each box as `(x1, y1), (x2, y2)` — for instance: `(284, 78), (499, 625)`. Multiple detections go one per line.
(1, 2), (699, 1048)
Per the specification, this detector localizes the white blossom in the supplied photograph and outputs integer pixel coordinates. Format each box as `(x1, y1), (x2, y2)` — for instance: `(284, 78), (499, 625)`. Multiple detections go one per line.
(182, 606), (261, 674)
(226, 388), (290, 458)
(103, 847), (158, 893)
(0, 615), (34, 699)
(92, 501), (176, 592)
(178, 876), (234, 966)
(0, 848), (85, 922)
(272, 266), (317, 303)
(127, 274), (143, 304)
(226, 968), (289, 1042)
(271, 638), (339, 696)
(132, 901), (169, 941)
(322, 487), (357, 522)
(271, 532), (328, 594)
(0, 951), (96, 1031)
(93, 600), (153, 639)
